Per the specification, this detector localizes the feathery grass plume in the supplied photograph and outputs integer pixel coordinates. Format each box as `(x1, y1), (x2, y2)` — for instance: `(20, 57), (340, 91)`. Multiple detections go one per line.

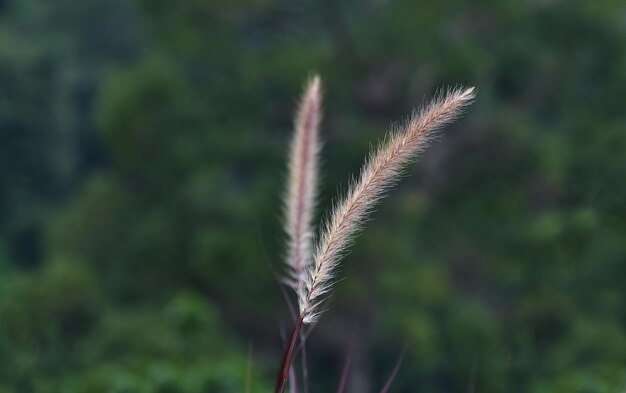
(284, 75), (322, 291)
(276, 86), (475, 393)
(298, 86), (476, 324)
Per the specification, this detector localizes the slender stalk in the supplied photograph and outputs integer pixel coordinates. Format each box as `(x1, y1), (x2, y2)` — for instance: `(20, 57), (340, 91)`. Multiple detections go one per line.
(378, 346), (407, 393)
(288, 366), (299, 393)
(275, 317), (304, 393)
(336, 343), (354, 393)
(300, 333), (309, 393)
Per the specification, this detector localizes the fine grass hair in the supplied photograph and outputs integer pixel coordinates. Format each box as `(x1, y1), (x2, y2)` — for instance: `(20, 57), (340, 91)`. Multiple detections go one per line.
(276, 75), (475, 393)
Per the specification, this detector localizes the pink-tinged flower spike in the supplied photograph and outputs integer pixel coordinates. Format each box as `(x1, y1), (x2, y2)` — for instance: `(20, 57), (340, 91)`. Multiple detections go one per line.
(284, 75), (322, 293)
(276, 86), (475, 393)
(298, 87), (476, 324)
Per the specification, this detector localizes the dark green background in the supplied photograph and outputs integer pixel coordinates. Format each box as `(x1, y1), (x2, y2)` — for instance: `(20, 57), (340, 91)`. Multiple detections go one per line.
(0, 0), (625, 392)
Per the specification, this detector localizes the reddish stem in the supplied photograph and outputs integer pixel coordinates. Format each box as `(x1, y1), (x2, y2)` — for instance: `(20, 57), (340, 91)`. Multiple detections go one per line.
(335, 343), (354, 393)
(275, 317), (304, 393)
(379, 345), (407, 393)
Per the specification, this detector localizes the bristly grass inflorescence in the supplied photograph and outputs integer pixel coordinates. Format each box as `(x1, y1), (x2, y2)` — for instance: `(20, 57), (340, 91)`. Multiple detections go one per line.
(284, 76), (322, 294)
(276, 76), (475, 393)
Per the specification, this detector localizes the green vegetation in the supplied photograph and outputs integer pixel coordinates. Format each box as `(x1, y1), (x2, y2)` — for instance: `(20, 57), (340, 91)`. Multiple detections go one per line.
(0, 0), (625, 392)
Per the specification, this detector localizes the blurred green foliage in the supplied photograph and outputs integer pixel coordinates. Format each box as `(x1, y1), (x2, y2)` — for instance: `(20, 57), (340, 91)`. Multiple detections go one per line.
(0, 0), (625, 392)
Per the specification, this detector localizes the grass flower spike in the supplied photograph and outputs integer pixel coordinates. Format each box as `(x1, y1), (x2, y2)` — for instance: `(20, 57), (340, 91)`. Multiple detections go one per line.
(298, 86), (476, 324)
(284, 75), (322, 292)
(276, 83), (475, 393)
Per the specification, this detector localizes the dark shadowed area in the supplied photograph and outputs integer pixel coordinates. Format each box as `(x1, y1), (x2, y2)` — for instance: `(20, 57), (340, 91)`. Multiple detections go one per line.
(0, 0), (625, 392)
